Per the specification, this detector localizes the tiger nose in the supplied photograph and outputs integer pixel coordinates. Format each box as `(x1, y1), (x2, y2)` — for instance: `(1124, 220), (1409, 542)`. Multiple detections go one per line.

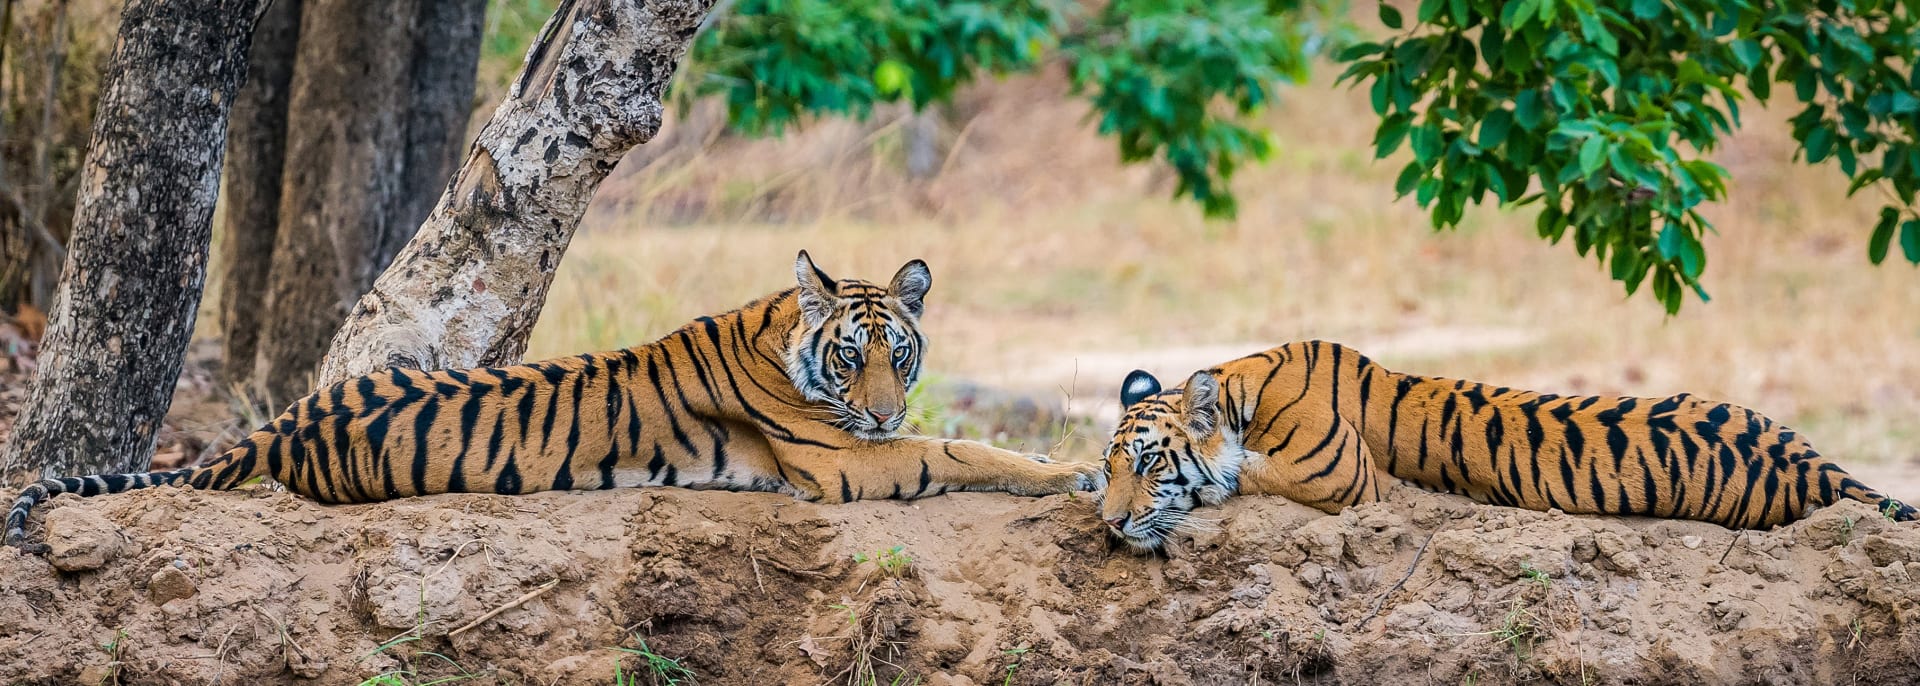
(870, 410), (894, 423)
(1105, 516), (1128, 531)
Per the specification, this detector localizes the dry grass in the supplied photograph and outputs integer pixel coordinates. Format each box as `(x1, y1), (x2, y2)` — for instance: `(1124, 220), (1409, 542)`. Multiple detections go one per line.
(527, 66), (1920, 497)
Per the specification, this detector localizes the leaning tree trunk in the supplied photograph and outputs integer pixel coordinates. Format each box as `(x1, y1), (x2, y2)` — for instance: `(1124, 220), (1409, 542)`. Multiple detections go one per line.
(245, 0), (483, 404)
(216, 0), (301, 389)
(0, 0), (264, 481)
(316, 0), (717, 385)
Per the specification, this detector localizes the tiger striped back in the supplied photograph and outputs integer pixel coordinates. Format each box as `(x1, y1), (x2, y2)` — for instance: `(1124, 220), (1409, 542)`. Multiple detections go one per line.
(7, 252), (1101, 550)
(1099, 340), (1913, 550)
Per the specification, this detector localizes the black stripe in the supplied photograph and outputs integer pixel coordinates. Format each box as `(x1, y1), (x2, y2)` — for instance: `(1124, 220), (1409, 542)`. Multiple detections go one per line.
(453, 383), (491, 493)
(495, 450), (523, 495)
(411, 397), (441, 496)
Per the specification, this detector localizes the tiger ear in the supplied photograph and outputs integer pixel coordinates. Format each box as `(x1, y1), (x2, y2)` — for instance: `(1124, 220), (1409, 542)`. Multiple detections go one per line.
(1181, 371), (1220, 438)
(889, 259), (931, 318)
(1119, 370), (1161, 407)
(794, 250), (836, 326)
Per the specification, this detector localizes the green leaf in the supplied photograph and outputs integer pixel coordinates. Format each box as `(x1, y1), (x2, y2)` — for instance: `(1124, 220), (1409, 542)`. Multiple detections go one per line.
(1395, 163), (1425, 196)
(1680, 234), (1705, 277)
(1730, 40), (1763, 71)
(1336, 42), (1387, 62)
(1371, 77), (1390, 115)
(1501, 0), (1538, 29)
(1904, 220), (1920, 264)
(1870, 207), (1898, 264)
(1515, 91), (1543, 129)
(1630, 0), (1661, 19)
(1416, 177), (1442, 206)
(1794, 69), (1817, 102)
(1578, 135), (1608, 177)
(1479, 109), (1513, 149)
(1375, 115), (1413, 158)
(1380, 3), (1404, 29)
(1846, 169), (1884, 197)
(1418, 0), (1446, 22)
(1657, 224), (1683, 260)
(1805, 126), (1835, 163)
(1449, 0), (1470, 26)
(1411, 124), (1445, 162)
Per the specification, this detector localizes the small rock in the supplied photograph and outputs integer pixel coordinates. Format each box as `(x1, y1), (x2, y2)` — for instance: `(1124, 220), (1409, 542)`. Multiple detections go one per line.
(1297, 562), (1325, 586)
(1609, 551), (1644, 575)
(1681, 535), (1703, 550)
(44, 507), (126, 572)
(1864, 534), (1920, 567)
(149, 566), (196, 605)
(76, 663), (119, 685)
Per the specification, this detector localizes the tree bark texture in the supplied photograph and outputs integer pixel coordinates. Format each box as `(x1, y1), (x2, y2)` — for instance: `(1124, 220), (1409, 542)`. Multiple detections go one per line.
(247, 0), (484, 404)
(1, 0), (263, 481)
(315, 0), (716, 386)
(216, 0), (300, 389)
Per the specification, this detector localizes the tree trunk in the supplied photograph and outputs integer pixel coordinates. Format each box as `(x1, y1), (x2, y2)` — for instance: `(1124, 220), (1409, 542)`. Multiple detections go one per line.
(247, 0), (483, 404)
(0, 0), (264, 481)
(216, 0), (300, 389)
(316, 0), (716, 385)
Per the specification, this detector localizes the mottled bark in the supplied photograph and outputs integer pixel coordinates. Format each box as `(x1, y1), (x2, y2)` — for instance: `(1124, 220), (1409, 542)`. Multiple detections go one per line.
(1, 0), (264, 480)
(316, 0), (716, 385)
(249, 0), (483, 403)
(216, 0), (301, 389)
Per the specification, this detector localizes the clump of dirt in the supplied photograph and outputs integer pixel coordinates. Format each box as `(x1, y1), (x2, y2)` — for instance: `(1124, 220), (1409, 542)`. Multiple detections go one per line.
(3, 483), (1919, 685)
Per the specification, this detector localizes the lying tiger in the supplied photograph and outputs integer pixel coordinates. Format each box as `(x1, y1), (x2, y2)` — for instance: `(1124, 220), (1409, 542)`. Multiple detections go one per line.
(6, 252), (1101, 549)
(1099, 340), (1913, 550)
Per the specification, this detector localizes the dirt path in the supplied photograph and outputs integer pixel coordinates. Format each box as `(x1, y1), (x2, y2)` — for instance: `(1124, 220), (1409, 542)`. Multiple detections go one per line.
(4, 482), (1919, 685)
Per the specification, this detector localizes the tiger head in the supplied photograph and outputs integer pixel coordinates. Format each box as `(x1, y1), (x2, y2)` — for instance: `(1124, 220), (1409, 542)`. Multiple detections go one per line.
(786, 250), (931, 441)
(1100, 369), (1244, 551)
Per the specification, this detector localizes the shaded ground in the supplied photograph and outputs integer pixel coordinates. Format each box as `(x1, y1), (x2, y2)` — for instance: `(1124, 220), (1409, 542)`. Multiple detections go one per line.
(4, 482), (1919, 685)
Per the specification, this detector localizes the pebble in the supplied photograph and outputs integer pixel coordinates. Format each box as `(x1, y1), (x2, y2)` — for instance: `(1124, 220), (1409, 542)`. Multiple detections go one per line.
(148, 566), (197, 605)
(43, 508), (126, 572)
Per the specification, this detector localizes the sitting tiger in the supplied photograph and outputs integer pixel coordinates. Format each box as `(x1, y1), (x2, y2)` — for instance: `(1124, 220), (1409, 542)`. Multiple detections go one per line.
(1099, 340), (1913, 550)
(6, 252), (1102, 549)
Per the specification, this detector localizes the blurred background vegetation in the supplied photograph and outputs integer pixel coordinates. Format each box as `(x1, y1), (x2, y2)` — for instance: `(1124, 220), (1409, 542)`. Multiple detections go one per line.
(0, 0), (1915, 494)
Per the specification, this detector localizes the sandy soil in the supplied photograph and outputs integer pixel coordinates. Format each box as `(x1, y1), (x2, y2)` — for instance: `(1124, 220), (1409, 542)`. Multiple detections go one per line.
(4, 481), (1919, 685)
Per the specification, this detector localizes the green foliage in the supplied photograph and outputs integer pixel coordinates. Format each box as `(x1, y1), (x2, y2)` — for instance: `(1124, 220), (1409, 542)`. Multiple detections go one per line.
(688, 0), (1348, 216)
(687, 0), (1060, 135)
(610, 636), (697, 686)
(494, 0), (1920, 313)
(1340, 0), (1920, 313)
(1060, 0), (1338, 216)
(854, 545), (915, 577)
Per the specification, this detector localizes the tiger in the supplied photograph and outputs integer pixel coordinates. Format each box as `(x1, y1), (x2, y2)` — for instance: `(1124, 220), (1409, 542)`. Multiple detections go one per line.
(1098, 339), (1914, 551)
(6, 251), (1102, 550)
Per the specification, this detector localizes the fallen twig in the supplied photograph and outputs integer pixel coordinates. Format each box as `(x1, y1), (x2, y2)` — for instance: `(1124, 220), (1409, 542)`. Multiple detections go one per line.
(449, 578), (560, 638)
(1360, 531), (1437, 628)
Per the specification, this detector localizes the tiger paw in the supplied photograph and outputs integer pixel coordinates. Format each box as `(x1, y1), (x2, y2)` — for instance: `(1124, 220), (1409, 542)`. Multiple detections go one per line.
(1058, 460), (1105, 492)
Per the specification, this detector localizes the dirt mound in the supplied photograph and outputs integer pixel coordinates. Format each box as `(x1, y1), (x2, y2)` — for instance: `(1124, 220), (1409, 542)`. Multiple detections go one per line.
(3, 484), (1919, 685)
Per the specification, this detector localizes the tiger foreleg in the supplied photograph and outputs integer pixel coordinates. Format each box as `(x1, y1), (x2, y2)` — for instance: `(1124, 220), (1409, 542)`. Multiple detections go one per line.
(777, 437), (1103, 503)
